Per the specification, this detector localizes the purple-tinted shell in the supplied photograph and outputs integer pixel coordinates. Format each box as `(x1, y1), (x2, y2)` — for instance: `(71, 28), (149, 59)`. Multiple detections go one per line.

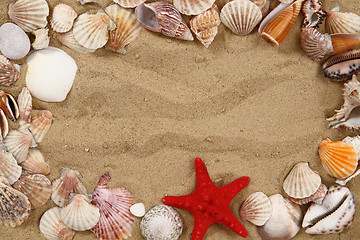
(323, 49), (360, 80)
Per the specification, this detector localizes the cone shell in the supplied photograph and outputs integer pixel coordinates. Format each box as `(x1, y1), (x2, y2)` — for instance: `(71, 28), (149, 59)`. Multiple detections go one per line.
(0, 55), (20, 86)
(326, 5), (360, 34)
(61, 194), (100, 231)
(91, 172), (134, 240)
(58, 31), (97, 54)
(318, 138), (358, 179)
(0, 110), (8, 140)
(8, 0), (49, 32)
(290, 184), (328, 205)
(330, 33), (360, 56)
(239, 192), (272, 226)
(20, 149), (50, 175)
(3, 129), (34, 163)
(220, 0), (262, 36)
(17, 87), (32, 123)
(113, 0), (146, 8)
(105, 4), (142, 54)
(283, 162), (321, 198)
(29, 110), (53, 143)
(40, 207), (75, 240)
(0, 150), (21, 185)
(173, 0), (216, 15)
(51, 168), (87, 207)
(50, 4), (77, 33)
(0, 91), (19, 122)
(323, 49), (360, 80)
(300, 28), (333, 61)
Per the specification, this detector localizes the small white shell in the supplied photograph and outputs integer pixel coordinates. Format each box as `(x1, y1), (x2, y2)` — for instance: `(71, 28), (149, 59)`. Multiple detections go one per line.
(50, 4), (77, 33)
(173, 0), (216, 16)
(290, 184), (328, 205)
(0, 150), (21, 185)
(239, 192), (272, 226)
(3, 129), (34, 163)
(40, 207), (75, 240)
(130, 203), (146, 217)
(59, 31), (97, 54)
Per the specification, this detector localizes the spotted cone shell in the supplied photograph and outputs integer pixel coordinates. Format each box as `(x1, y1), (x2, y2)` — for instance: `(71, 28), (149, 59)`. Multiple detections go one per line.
(29, 110), (53, 143)
(51, 3), (77, 33)
(17, 87), (32, 123)
(59, 31), (97, 54)
(20, 149), (50, 175)
(113, 0), (146, 8)
(326, 5), (360, 34)
(0, 55), (20, 87)
(239, 192), (272, 226)
(40, 207), (75, 240)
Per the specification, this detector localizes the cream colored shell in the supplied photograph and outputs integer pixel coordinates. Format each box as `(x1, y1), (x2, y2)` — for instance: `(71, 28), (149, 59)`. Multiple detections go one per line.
(59, 31), (97, 54)
(50, 3), (77, 33)
(239, 192), (272, 226)
(174, 0), (216, 15)
(0, 150), (21, 185)
(113, 0), (146, 8)
(40, 207), (75, 240)
(20, 149), (50, 175)
(17, 87), (32, 123)
(29, 110), (53, 143)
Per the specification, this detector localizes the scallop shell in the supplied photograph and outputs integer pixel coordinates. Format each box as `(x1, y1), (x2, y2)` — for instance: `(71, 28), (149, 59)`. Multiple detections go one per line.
(323, 49), (360, 80)
(40, 207), (75, 240)
(50, 4), (77, 33)
(12, 174), (51, 209)
(0, 176), (31, 227)
(51, 168), (87, 207)
(0, 110), (8, 140)
(17, 87), (32, 123)
(8, 0), (49, 32)
(32, 28), (50, 50)
(105, 4), (142, 54)
(251, 0), (270, 17)
(190, 4), (220, 48)
(330, 33), (360, 56)
(0, 22), (31, 60)
(113, 0), (146, 8)
(20, 149), (50, 175)
(58, 31), (97, 54)
(61, 194), (100, 231)
(28, 110), (53, 143)
(326, 5), (360, 34)
(91, 172), (134, 240)
(0, 150), (21, 185)
(220, 0), (262, 36)
(239, 192), (272, 226)
(174, 0), (216, 15)
(0, 55), (20, 86)
(289, 184), (328, 205)
(78, 0), (98, 5)
(140, 205), (183, 240)
(3, 129), (34, 163)
(302, 0), (327, 29)
(299, 28), (333, 61)
(0, 90), (19, 122)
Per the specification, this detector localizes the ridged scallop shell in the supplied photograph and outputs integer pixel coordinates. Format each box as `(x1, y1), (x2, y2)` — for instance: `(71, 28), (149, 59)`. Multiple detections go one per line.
(300, 28), (333, 61)
(51, 168), (87, 207)
(0, 176), (31, 227)
(28, 110), (53, 143)
(50, 4), (77, 33)
(78, 0), (98, 5)
(220, 0), (262, 36)
(58, 31), (97, 54)
(302, 0), (327, 29)
(40, 207), (75, 240)
(239, 192), (272, 226)
(12, 174), (51, 209)
(113, 0), (146, 8)
(91, 172), (134, 240)
(8, 0), (49, 32)
(190, 4), (220, 48)
(0, 91), (19, 122)
(0, 55), (20, 86)
(0, 110), (8, 140)
(330, 33), (360, 56)
(3, 129), (34, 163)
(174, 0), (216, 15)
(326, 5), (360, 34)
(73, 10), (115, 50)
(0, 150), (21, 185)
(283, 162), (321, 199)
(20, 149), (50, 175)
(17, 87), (32, 123)
(323, 49), (360, 80)
(289, 184), (328, 205)
(105, 4), (142, 54)
(61, 194), (100, 231)
(140, 205), (183, 240)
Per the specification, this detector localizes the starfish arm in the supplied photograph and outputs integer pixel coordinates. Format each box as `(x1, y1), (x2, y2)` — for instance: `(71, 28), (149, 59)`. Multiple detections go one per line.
(222, 176), (250, 200)
(191, 215), (213, 240)
(194, 158), (213, 188)
(218, 211), (248, 238)
(162, 195), (194, 211)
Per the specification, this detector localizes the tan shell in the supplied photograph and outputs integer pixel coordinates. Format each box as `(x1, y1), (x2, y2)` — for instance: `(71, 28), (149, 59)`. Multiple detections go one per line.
(3, 129), (34, 163)
(326, 5), (360, 34)
(0, 150), (21, 185)
(0, 55), (20, 86)
(50, 4), (77, 33)
(17, 87), (32, 123)
(40, 207), (75, 240)
(301, 0), (327, 29)
(239, 192), (272, 226)
(300, 28), (333, 61)
(290, 184), (328, 205)
(8, 0), (49, 32)
(29, 110), (53, 143)
(174, 0), (216, 15)
(58, 31), (97, 54)
(113, 0), (146, 8)
(32, 28), (50, 50)
(283, 162), (321, 199)
(20, 149), (50, 175)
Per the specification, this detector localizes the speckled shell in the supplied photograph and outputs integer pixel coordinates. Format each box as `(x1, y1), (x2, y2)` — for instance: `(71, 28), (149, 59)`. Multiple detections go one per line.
(50, 4), (77, 33)
(58, 31), (97, 54)
(300, 28), (333, 61)
(8, 0), (49, 32)
(3, 129), (34, 163)
(40, 207), (75, 240)
(330, 33), (360, 56)
(20, 149), (50, 175)
(0, 91), (19, 122)
(322, 49), (360, 80)
(302, 0), (327, 29)
(174, 0), (216, 15)
(0, 55), (20, 87)
(0, 110), (8, 140)
(326, 5), (360, 34)
(29, 110), (53, 143)
(239, 192), (272, 226)
(113, 0), (146, 8)
(0, 150), (21, 185)
(289, 184), (328, 205)
(17, 87), (32, 123)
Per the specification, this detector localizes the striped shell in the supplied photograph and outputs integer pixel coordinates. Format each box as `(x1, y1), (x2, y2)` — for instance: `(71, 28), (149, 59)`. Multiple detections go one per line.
(40, 207), (75, 240)
(289, 184), (328, 205)
(330, 33), (360, 56)
(0, 150), (21, 185)
(17, 87), (32, 123)
(323, 49), (360, 81)
(299, 28), (333, 61)
(326, 5), (360, 34)
(29, 110), (53, 143)
(239, 192), (272, 226)
(174, 0), (216, 15)
(58, 31), (97, 54)
(113, 0), (146, 8)
(20, 149), (50, 175)
(0, 55), (20, 86)
(50, 4), (77, 33)
(32, 28), (50, 50)
(0, 110), (8, 140)
(3, 129), (34, 163)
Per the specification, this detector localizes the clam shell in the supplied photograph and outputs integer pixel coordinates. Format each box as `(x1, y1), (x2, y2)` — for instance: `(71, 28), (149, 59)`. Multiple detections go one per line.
(12, 174), (51, 209)
(40, 207), (75, 240)
(330, 33), (360, 56)
(51, 168), (87, 207)
(0, 90), (19, 122)
(32, 28), (50, 50)
(0, 110), (8, 140)
(20, 149), (50, 175)
(174, 0), (216, 15)
(50, 4), (77, 33)
(0, 55), (20, 86)
(283, 162), (321, 199)
(8, 0), (49, 32)
(58, 31), (97, 54)
(3, 129), (34, 163)
(0, 150), (21, 185)
(17, 87), (32, 123)
(61, 194), (100, 231)
(113, 0), (146, 8)
(220, 0), (262, 36)
(239, 192), (272, 226)
(91, 172), (134, 239)
(299, 28), (333, 61)
(140, 204), (183, 240)
(29, 110), (53, 143)
(322, 49), (360, 80)
(289, 184), (328, 205)
(326, 5), (360, 34)
(301, 0), (327, 29)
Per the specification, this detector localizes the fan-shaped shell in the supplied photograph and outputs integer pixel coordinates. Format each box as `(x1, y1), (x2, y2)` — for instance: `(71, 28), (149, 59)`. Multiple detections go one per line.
(302, 0), (327, 29)
(20, 149), (50, 175)
(29, 110), (53, 143)
(0, 55), (20, 86)
(61, 194), (100, 231)
(91, 172), (134, 240)
(3, 129), (34, 163)
(8, 0), (49, 32)
(0, 110), (8, 140)
(50, 4), (77, 33)
(12, 174), (51, 209)
(326, 5), (360, 34)
(40, 207), (75, 240)
(58, 31), (97, 54)
(289, 184), (328, 205)
(239, 192), (272, 226)
(251, 0), (270, 17)
(17, 87), (32, 123)
(323, 49), (360, 80)
(220, 0), (262, 36)
(0, 90), (19, 122)
(113, 0), (146, 8)
(283, 162), (321, 199)
(330, 33), (360, 56)
(174, 0), (216, 15)
(0, 150), (21, 185)
(300, 28), (333, 61)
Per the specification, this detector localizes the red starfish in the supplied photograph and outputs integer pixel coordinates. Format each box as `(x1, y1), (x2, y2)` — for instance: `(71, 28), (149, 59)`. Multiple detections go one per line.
(162, 158), (250, 239)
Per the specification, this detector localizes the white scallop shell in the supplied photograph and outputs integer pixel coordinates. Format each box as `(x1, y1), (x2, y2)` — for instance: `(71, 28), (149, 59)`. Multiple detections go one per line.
(289, 184), (328, 205)
(29, 110), (53, 143)
(20, 149), (50, 175)
(0, 150), (21, 185)
(17, 87), (32, 123)
(40, 207), (76, 240)
(174, 0), (216, 15)
(239, 192), (272, 226)
(326, 5), (360, 34)
(0, 55), (20, 86)
(3, 129), (34, 163)
(59, 31), (97, 54)
(51, 4), (77, 33)
(113, 0), (146, 8)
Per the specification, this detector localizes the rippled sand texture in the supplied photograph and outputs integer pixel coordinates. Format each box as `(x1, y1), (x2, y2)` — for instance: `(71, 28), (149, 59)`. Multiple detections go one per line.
(0, 0), (359, 239)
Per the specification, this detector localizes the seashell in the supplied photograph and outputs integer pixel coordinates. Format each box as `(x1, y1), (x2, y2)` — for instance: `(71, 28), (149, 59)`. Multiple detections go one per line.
(0, 23), (30, 60)
(173, 0), (216, 16)
(289, 184), (328, 205)
(299, 28), (333, 61)
(0, 150), (21, 185)
(0, 110), (8, 140)
(302, 0), (327, 29)
(283, 162), (321, 199)
(51, 168), (87, 207)
(73, 10), (115, 50)
(239, 192), (272, 226)
(140, 204), (183, 240)
(113, 0), (146, 8)
(8, 0), (49, 32)
(279, 0), (294, 3)
(61, 194), (100, 231)
(91, 172), (134, 239)
(190, 4), (220, 48)
(12, 174), (51, 209)
(303, 185), (355, 234)
(220, 0), (262, 36)
(17, 87), (32, 123)
(0, 55), (20, 86)
(40, 207), (75, 240)
(330, 33), (360, 56)
(26, 47), (78, 102)
(326, 5), (360, 34)
(32, 28), (50, 50)
(322, 49), (360, 80)
(0, 90), (19, 122)
(135, 2), (194, 41)
(3, 129), (34, 164)
(78, 0), (98, 5)
(105, 4), (142, 54)
(20, 149), (50, 175)
(251, 0), (270, 17)
(258, 0), (303, 46)
(0, 176), (31, 227)
(130, 203), (146, 217)
(50, 4), (77, 33)
(256, 194), (302, 240)
(28, 110), (53, 143)
(59, 31), (97, 54)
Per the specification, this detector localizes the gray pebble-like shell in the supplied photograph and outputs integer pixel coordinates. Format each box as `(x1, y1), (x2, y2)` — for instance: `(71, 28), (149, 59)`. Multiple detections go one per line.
(0, 23), (30, 59)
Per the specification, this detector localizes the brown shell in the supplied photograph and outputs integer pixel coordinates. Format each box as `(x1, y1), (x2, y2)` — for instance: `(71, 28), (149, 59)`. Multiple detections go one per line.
(0, 91), (19, 122)
(330, 33), (360, 56)
(3, 129), (34, 163)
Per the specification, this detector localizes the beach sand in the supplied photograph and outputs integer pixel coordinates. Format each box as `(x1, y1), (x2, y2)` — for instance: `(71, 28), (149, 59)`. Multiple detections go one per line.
(0, 0), (359, 239)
